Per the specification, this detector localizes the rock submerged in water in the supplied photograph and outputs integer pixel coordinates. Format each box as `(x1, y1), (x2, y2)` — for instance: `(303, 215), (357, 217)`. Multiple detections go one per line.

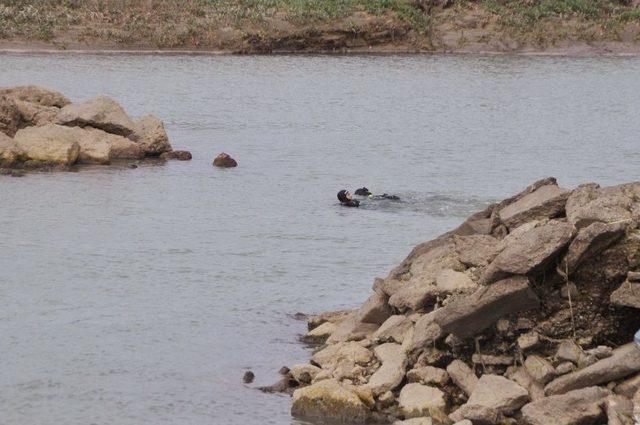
(0, 85), (190, 173)
(212, 152), (237, 168)
(277, 177), (640, 424)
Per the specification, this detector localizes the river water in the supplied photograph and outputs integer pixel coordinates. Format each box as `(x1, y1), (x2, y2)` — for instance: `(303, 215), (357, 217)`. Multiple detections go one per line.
(1, 52), (639, 425)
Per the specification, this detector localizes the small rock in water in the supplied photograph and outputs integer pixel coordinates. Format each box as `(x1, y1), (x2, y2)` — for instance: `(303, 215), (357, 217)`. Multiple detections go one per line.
(128, 163), (138, 169)
(213, 152), (237, 168)
(243, 370), (255, 384)
(278, 366), (290, 375)
(160, 150), (192, 161)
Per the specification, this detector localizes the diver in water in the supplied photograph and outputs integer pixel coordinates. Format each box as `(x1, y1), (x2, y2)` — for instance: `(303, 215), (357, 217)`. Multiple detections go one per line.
(337, 190), (360, 207)
(353, 187), (400, 201)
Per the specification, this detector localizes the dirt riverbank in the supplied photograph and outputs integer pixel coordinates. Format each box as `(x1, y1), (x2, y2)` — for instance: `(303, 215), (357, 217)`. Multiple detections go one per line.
(1, 0), (640, 55)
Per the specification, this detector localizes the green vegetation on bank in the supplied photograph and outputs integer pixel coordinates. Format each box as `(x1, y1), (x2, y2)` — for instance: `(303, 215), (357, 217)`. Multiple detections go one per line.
(0, 0), (638, 50)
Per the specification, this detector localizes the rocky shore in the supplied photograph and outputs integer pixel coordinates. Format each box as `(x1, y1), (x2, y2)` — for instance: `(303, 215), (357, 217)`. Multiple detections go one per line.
(277, 178), (640, 424)
(0, 85), (189, 174)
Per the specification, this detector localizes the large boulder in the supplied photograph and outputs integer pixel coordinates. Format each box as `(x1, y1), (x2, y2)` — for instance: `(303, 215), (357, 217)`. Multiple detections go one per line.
(56, 95), (137, 137)
(76, 127), (144, 164)
(480, 221), (574, 284)
(398, 383), (448, 422)
(545, 343), (640, 395)
(497, 182), (569, 230)
(356, 291), (392, 325)
(563, 221), (628, 273)
(466, 374), (529, 415)
(431, 276), (540, 339)
(13, 99), (58, 127)
(373, 315), (414, 344)
(13, 124), (80, 165)
(133, 114), (172, 156)
(0, 85), (70, 107)
(291, 379), (370, 423)
(520, 386), (609, 425)
(0, 95), (21, 137)
(566, 182), (640, 229)
(0, 133), (24, 167)
(454, 234), (500, 267)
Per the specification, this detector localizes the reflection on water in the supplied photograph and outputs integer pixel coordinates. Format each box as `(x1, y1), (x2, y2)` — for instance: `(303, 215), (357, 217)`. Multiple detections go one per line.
(1, 52), (640, 425)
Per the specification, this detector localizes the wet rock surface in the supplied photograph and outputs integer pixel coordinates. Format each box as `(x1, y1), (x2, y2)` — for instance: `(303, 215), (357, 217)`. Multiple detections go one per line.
(0, 85), (189, 174)
(275, 178), (640, 424)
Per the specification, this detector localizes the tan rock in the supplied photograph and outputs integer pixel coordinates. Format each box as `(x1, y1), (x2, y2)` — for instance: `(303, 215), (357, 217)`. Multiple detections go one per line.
(520, 386), (610, 425)
(13, 99), (58, 126)
(303, 321), (337, 343)
(614, 373), (640, 398)
(311, 341), (373, 371)
(454, 234), (500, 267)
(498, 183), (569, 230)
(57, 95), (137, 137)
(291, 379), (370, 423)
(0, 95), (21, 137)
(133, 114), (172, 156)
(435, 269), (476, 294)
(524, 355), (556, 385)
(13, 124), (80, 165)
(290, 364), (322, 384)
(466, 374), (529, 415)
(406, 366), (449, 386)
(0, 85), (70, 107)
(447, 359), (478, 396)
(356, 291), (392, 325)
(327, 315), (379, 344)
(393, 418), (433, 425)
(563, 221), (628, 273)
(367, 343), (407, 395)
(399, 383), (447, 422)
(373, 315), (413, 344)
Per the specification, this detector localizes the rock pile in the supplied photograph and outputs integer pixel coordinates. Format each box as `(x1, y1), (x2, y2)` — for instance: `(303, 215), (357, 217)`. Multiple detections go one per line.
(279, 178), (640, 424)
(0, 85), (190, 172)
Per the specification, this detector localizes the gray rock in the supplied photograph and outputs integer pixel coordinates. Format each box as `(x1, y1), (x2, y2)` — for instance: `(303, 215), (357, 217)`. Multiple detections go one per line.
(498, 183), (569, 230)
(605, 394), (634, 425)
(311, 342), (373, 370)
(555, 339), (583, 364)
(506, 366), (546, 401)
(472, 354), (514, 366)
(454, 234), (500, 267)
(432, 276), (539, 339)
(13, 99), (58, 126)
(57, 95), (137, 137)
(563, 221), (628, 273)
(356, 291), (392, 325)
(545, 343), (640, 395)
(555, 362), (575, 376)
(520, 386), (609, 425)
(393, 418), (433, 425)
(290, 364), (322, 384)
(409, 313), (443, 352)
(524, 355), (556, 384)
(610, 280), (640, 309)
(447, 359), (478, 396)
(466, 374), (529, 415)
(566, 182), (640, 229)
(480, 221), (574, 284)
(614, 373), (640, 398)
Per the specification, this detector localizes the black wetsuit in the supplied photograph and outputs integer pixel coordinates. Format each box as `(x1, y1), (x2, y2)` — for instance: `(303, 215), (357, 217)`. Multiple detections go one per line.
(340, 199), (360, 207)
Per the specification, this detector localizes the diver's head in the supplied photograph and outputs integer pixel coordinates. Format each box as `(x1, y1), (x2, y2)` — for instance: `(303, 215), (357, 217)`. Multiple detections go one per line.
(354, 187), (371, 196)
(337, 190), (352, 203)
